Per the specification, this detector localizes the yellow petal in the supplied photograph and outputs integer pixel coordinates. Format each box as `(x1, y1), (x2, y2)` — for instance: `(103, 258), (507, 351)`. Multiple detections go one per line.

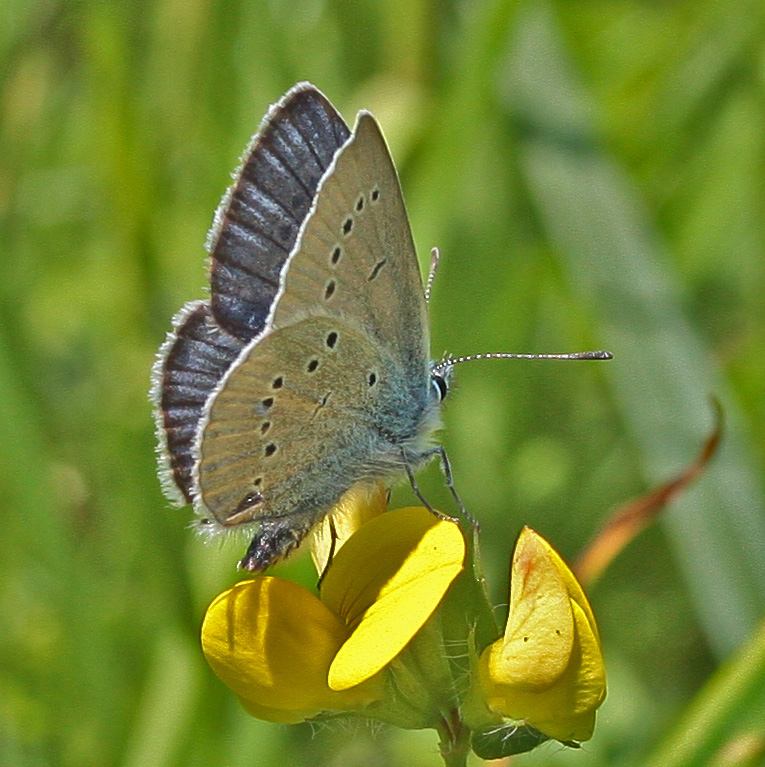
(322, 507), (465, 691)
(308, 481), (389, 574)
(236, 697), (309, 725)
(479, 528), (606, 742)
(490, 527), (574, 687)
(201, 578), (380, 721)
(537, 533), (601, 650)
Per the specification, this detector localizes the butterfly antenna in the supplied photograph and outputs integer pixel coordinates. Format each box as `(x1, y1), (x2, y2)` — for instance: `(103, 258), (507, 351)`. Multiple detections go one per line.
(433, 350), (613, 375)
(425, 247), (441, 304)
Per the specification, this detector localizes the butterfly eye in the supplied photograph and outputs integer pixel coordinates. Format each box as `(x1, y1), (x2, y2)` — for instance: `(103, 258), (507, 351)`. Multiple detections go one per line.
(431, 373), (448, 401)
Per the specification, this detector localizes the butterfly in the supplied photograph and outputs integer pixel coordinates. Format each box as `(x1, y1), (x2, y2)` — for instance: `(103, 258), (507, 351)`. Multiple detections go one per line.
(151, 83), (455, 571)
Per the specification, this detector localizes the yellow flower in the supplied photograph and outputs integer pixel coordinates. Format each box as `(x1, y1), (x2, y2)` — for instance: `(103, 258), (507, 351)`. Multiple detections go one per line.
(201, 497), (466, 723)
(478, 527), (606, 743)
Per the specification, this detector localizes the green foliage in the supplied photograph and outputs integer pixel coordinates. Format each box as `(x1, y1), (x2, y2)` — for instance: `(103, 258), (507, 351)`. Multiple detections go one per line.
(1, 0), (763, 765)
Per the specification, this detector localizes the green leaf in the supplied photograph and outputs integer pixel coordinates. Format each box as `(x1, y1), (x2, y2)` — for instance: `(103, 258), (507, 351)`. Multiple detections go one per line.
(471, 723), (551, 758)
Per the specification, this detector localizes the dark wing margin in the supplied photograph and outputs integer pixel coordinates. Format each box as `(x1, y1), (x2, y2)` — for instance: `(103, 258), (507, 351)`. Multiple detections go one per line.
(150, 302), (244, 504)
(153, 83), (351, 505)
(207, 82), (351, 341)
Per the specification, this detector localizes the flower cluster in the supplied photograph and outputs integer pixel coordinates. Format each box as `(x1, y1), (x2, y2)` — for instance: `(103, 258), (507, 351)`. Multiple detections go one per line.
(201, 483), (606, 763)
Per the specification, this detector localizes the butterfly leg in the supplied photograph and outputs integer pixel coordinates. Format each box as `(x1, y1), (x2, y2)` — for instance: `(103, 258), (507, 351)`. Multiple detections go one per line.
(429, 446), (480, 530)
(403, 447), (480, 529)
(316, 517), (338, 590)
(403, 457), (453, 521)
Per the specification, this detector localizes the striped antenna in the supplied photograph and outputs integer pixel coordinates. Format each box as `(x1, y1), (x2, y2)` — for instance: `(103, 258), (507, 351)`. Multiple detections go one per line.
(433, 350), (612, 376)
(424, 247), (440, 304)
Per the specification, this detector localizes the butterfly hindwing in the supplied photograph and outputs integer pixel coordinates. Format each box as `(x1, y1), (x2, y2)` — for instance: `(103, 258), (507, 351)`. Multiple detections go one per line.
(195, 314), (405, 529)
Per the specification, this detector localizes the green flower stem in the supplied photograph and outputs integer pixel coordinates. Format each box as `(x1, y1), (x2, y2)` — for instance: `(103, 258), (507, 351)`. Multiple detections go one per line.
(437, 709), (471, 767)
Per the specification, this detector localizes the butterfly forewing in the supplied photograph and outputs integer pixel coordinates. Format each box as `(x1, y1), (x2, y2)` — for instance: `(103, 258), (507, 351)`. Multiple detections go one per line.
(271, 113), (430, 380)
(195, 111), (435, 532)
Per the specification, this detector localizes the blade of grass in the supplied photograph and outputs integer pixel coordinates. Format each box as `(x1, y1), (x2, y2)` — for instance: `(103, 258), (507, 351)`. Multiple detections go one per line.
(642, 620), (765, 767)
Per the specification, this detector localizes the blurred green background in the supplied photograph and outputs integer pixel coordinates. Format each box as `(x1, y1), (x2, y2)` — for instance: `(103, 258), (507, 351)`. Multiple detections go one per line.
(2, 0), (765, 765)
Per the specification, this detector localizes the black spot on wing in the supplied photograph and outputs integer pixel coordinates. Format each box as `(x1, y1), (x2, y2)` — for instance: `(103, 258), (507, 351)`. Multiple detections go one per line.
(367, 258), (387, 281)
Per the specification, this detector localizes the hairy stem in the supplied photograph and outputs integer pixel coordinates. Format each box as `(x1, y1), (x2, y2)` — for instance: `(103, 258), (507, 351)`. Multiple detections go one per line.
(437, 709), (470, 767)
